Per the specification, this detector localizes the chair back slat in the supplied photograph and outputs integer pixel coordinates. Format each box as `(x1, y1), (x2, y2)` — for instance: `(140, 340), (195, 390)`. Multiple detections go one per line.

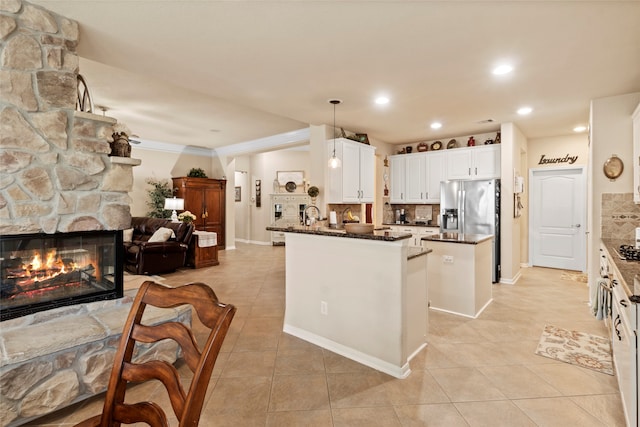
(113, 401), (168, 427)
(73, 280), (236, 427)
(132, 322), (203, 371)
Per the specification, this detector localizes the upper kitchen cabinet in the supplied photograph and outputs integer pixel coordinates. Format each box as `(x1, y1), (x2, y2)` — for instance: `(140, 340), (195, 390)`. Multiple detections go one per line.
(446, 145), (501, 180)
(327, 138), (376, 203)
(404, 152), (446, 203)
(633, 103), (640, 203)
(389, 155), (406, 203)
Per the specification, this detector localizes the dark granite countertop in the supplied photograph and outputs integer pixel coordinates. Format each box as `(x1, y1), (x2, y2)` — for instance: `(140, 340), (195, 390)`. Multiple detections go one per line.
(382, 222), (440, 229)
(601, 239), (640, 301)
(421, 233), (493, 245)
(266, 225), (412, 242)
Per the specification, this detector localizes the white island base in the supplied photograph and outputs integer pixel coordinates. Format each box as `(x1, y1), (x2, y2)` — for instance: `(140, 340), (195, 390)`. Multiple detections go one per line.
(281, 231), (429, 379)
(423, 235), (493, 318)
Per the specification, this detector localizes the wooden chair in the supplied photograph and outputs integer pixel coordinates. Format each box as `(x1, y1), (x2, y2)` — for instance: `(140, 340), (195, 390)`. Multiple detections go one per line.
(74, 281), (236, 427)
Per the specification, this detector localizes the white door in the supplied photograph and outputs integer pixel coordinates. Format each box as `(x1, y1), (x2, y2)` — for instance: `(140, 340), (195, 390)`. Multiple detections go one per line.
(530, 167), (586, 271)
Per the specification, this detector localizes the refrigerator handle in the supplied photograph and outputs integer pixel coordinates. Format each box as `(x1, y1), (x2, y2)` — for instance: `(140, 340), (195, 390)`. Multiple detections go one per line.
(459, 190), (465, 233)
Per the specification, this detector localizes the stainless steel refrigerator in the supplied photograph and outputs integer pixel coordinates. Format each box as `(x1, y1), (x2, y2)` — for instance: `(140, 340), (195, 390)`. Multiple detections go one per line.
(440, 179), (500, 282)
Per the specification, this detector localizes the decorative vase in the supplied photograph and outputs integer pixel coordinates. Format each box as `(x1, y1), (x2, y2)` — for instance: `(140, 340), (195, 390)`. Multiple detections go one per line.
(110, 134), (131, 157)
(467, 136), (476, 147)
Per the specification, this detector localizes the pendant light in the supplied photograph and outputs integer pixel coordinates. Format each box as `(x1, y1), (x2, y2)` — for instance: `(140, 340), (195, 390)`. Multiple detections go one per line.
(328, 99), (342, 169)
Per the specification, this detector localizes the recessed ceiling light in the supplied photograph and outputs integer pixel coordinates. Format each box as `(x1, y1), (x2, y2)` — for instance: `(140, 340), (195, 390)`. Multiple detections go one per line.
(430, 122), (442, 129)
(374, 96), (389, 105)
(573, 125), (587, 133)
(517, 106), (532, 115)
(492, 64), (513, 75)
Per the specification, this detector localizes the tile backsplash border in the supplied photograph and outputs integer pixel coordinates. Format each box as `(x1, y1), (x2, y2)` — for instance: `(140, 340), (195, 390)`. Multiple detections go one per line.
(602, 193), (640, 241)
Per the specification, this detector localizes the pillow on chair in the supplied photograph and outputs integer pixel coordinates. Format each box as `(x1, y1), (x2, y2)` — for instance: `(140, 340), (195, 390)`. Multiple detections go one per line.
(148, 227), (176, 242)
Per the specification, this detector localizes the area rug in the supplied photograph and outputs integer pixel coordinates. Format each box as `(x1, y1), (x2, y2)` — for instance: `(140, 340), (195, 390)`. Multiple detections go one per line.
(560, 271), (588, 283)
(534, 325), (613, 375)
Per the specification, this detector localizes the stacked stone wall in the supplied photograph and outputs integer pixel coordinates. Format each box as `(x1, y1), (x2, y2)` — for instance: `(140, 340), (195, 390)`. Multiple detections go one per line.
(0, 0), (133, 235)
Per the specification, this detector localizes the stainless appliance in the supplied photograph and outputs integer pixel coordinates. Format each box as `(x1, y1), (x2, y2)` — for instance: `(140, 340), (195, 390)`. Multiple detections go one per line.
(440, 179), (501, 282)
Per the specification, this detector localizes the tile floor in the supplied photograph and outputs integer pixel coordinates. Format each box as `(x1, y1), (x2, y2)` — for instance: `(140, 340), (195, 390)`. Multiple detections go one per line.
(27, 243), (625, 426)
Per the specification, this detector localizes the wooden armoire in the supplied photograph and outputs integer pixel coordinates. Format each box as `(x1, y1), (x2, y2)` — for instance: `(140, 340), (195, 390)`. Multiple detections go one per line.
(172, 177), (226, 248)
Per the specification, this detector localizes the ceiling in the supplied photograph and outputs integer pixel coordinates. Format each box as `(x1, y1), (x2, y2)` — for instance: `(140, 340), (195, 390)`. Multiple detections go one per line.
(31, 0), (640, 151)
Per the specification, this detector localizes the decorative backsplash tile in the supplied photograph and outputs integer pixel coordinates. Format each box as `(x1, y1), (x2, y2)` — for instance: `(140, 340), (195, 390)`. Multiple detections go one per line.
(601, 193), (640, 241)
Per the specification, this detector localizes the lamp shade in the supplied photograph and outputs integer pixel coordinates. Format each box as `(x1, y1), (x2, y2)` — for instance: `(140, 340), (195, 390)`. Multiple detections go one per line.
(164, 197), (184, 211)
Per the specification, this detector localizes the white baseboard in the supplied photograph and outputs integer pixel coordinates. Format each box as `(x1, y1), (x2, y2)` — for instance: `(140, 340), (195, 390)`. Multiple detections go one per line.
(283, 324), (411, 379)
(499, 270), (522, 285)
(429, 300), (492, 319)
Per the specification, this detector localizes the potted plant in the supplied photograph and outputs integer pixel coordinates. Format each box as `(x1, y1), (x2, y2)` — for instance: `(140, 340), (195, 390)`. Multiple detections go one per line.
(145, 178), (173, 218)
(187, 168), (208, 178)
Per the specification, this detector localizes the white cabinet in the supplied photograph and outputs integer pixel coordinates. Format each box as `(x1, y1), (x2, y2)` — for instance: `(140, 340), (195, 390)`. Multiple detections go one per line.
(446, 145), (500, 180)
(426, 151), (446, 203)
(633, 103), (640, 203)
(389, 225), (438, 248)
(389, 155), (406, 203)
(327, 138), (376, 203)
(393, 151), (446, 204)
(405, 154), (426, 203)
(270, 194), (310, 245)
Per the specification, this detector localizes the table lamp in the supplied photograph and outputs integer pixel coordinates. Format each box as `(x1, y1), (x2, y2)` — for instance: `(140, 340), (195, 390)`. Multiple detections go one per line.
(164, 197), (184, 222)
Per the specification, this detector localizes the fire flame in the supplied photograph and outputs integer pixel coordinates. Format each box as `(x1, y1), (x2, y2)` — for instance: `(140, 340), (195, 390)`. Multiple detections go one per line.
(22, 250), (80, 283)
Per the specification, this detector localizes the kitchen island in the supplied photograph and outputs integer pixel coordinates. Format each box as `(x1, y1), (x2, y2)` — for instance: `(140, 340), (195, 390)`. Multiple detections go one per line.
(266, 225), (430, 379)
(422, 233), (494, 318)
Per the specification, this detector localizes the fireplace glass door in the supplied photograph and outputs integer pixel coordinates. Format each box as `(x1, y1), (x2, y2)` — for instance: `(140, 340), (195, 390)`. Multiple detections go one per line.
(0, 230), (123, 321)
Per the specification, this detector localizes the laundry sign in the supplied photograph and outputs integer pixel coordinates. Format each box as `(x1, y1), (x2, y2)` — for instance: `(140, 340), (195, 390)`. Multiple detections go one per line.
(538, 154), (578, 165)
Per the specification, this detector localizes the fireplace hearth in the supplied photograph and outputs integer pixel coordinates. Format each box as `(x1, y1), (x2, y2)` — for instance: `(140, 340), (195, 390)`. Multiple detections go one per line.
(0, 230), (124, 321)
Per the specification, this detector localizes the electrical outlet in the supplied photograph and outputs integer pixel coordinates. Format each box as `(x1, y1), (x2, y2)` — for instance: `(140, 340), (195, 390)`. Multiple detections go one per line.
(320, 301), (328, 315)
(443, 255), (454, 264)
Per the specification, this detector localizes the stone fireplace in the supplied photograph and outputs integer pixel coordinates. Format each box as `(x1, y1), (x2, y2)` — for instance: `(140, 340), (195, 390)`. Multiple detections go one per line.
(0, 2), (189, 426)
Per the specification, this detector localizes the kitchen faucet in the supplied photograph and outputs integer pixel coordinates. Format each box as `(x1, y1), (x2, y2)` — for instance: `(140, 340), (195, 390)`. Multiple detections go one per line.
(304, 205), (321, 226)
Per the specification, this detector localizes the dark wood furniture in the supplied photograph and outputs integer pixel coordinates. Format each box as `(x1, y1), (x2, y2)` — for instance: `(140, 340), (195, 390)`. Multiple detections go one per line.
(187, 232), (219, 268)
(172, 177), (226, 248)
(73, 281), (236, 427)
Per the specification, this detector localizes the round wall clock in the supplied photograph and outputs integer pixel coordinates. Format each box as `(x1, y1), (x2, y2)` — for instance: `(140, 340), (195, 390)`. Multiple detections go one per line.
(603, 155), (624, 180)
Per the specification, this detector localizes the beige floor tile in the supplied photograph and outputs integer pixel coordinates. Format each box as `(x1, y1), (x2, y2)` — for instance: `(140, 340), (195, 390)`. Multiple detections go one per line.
(327, 372), (392, 408)
(454, 400), (537, 427)
(429, 367), (507, 402)
(268, 374), (330, 412)
(393, 403), (469, 426)
(203, 376), (272, 415)
(527, 363), (620, 395)
(266, 409), (333, 427)
(323, 350), (377, 374)
(383, 370), (450, 405)
(274, 347), (326, 375)
(331, 406), (402, 427)
(198, 413), (268, 427)
(220, 351), (277, 378)
(477, 365), (562, 399)
(513, 396), (609, 427)
(569, 393), (627, 426)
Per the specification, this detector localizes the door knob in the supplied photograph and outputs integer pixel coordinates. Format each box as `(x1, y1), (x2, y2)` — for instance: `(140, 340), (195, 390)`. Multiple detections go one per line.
(574, 224), (581, 228)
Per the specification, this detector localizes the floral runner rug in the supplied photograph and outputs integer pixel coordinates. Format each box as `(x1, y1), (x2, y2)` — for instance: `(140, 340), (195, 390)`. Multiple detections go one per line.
(534, 325), (613, 375)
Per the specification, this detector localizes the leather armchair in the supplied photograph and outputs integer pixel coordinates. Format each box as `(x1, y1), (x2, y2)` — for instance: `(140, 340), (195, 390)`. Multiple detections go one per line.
(124, 217), (194, 275)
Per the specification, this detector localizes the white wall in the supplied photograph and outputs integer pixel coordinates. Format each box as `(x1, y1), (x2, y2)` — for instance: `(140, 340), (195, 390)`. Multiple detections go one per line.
(527, 134), (589, 169)
(248, 150), (312, 244)
(500, 122), (528, 284)
(129, 146), (217, 217)
(588, 92), (640, 297)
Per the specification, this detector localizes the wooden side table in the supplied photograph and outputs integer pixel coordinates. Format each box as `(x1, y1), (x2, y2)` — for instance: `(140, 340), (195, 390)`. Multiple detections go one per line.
(187, 232), (219, 268)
